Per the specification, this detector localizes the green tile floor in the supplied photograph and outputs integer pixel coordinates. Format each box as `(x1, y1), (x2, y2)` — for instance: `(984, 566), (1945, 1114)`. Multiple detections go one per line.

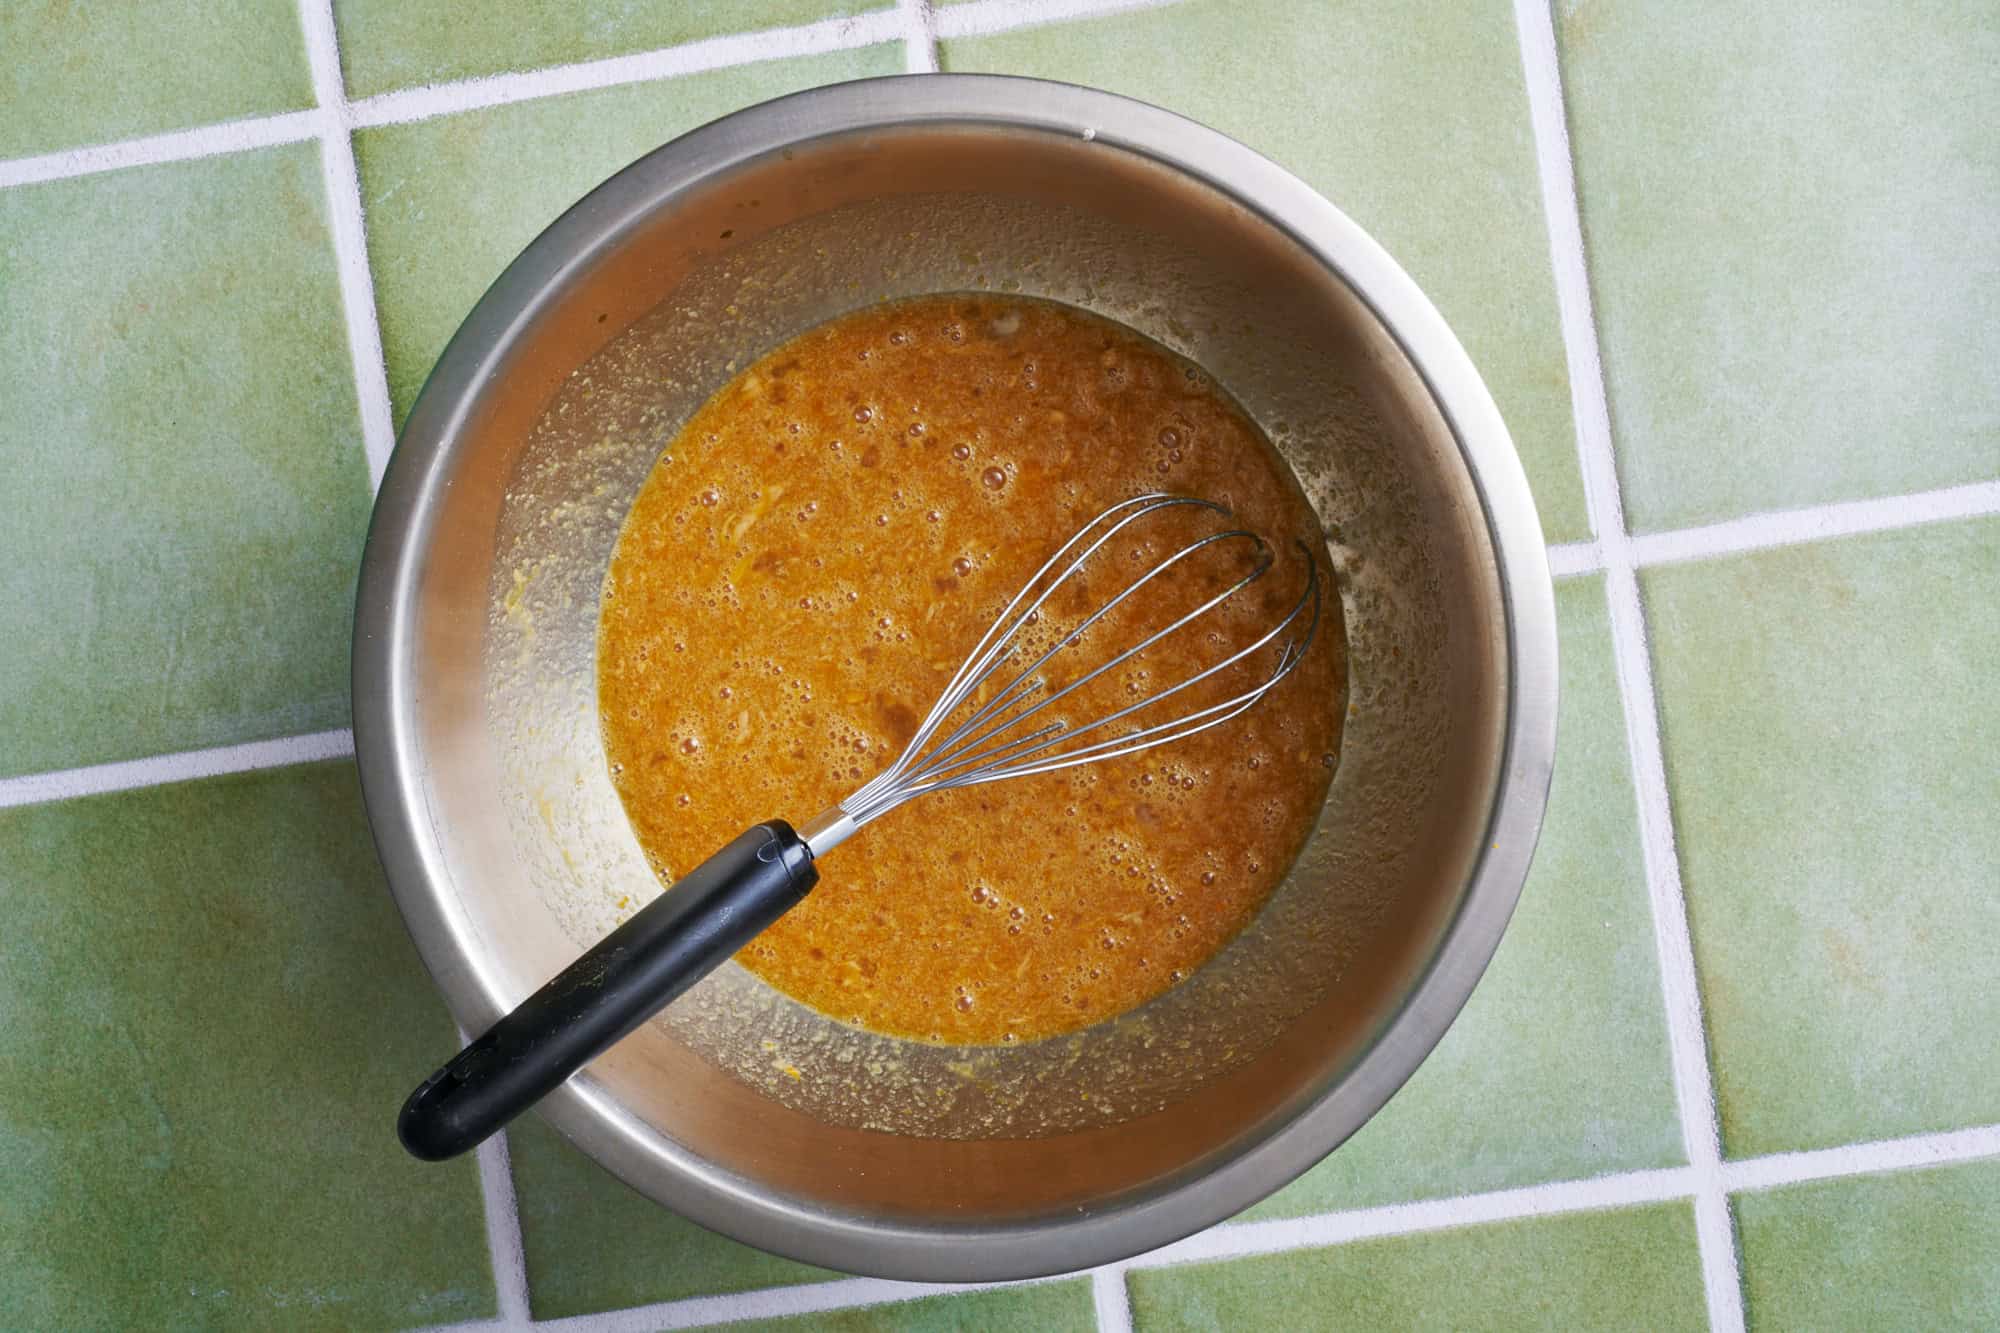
(1646, 520), (2000, 1157)
(2, 1), (1994, 1328)
(0, 764), (493, 1329)
(0, 1), (313, 160)
(1734, 1160), (2000, 1332)
(0, 145), (372, 779)
(1129, 1204), (1709, 1332)
(1557, 0), (2000, 533)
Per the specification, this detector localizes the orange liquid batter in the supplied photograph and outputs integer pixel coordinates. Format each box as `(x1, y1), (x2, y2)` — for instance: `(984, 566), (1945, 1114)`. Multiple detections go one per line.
(598, 295), (1343, 1044)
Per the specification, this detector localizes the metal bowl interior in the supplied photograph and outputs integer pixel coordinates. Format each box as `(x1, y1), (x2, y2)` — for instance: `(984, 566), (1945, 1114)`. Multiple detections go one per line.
(354, 75), (1556, 1280)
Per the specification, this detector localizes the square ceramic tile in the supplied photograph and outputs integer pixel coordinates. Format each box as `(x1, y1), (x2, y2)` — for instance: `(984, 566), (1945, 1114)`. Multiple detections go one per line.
(1645, 518), (2000, 1156)
(0, 146), (373, 779)
(940, 0), (1589, 544)
(0, 1), (311, 159)
(356, 45), (901, 425)
(1128, 1202), (1705, 1330)
(1248, 576), (1680, 1217)
(334, 0), (890, 99)
(1558, 1), (2000, 532)
(507, 1112), (835, 1316)
(0, 763), (493, 1328)
(718, 1281), (1095, 1331)
(1736, 1159), (2000, 1331)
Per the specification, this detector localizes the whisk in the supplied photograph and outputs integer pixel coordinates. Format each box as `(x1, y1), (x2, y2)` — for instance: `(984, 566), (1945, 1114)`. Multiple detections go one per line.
(399, 492), (1323, 1160)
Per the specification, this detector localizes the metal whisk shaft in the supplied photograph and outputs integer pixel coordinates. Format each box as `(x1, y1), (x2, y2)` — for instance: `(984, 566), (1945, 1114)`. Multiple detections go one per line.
(800, 493), (1323, 858)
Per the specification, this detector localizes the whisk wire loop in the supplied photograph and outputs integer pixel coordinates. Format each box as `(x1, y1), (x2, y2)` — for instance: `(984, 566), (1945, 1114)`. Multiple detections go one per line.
(836, 492), (1324, 830)
(845, 493), (1213, 812)
(903, 525), (1269, 786)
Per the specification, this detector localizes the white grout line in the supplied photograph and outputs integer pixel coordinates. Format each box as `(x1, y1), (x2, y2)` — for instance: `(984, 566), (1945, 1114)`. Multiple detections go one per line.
(1134, 1168), (1699, 1271)
(348, 9), (908, 130)
(0, 729), (353, 811)
(534, 1273), (1077, 1333)
(1546, 539), (1602, 579)
(1512, 2), (1744, 1330)
(298, 0), (400, 490)
(899, 0), (942, 74)
(1513, 5), (1616, 548)
(507, 1168), (1698, 1333)
(0, 111), (320, 190)
(1481, 474), (2000, 588)
(456, 1124), (2000, 1332)
(474, 1130), (534, 1327)
(1628, 478), (2000, 569)
(1723, 1123), (2000, 1196)
(933, 0), (1187, 41)
(1090, 1265), (1133, 1333)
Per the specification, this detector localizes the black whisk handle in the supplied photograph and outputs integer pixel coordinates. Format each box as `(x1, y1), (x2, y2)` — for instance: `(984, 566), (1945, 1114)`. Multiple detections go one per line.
(398, 820), (817, 1161)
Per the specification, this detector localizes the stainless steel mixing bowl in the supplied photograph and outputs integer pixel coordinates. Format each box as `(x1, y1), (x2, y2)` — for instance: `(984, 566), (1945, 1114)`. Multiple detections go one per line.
(353, 75), (1557, 1280)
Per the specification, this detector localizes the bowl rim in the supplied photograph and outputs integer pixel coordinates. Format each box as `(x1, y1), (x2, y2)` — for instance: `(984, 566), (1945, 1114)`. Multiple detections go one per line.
(353, 72), (1559, 1281)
